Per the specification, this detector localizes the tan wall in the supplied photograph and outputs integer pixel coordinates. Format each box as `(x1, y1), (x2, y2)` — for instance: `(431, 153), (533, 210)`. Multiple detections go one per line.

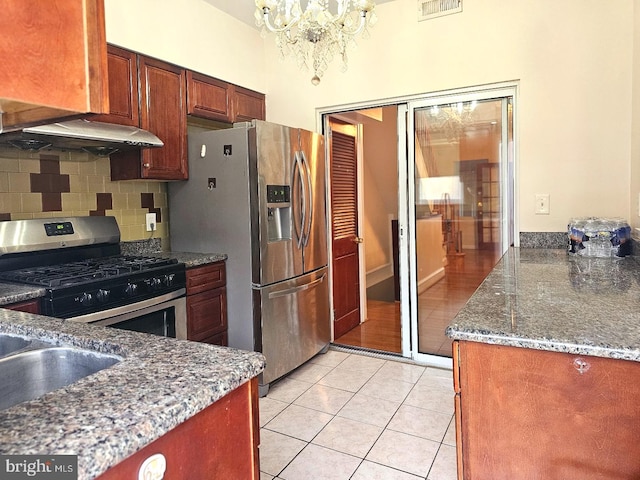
(362, 107), (399, 275)
(0, 149), (169, 244)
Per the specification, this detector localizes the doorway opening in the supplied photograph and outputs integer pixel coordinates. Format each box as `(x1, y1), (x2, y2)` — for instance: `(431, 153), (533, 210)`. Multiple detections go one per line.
(323, 84), (516, 363)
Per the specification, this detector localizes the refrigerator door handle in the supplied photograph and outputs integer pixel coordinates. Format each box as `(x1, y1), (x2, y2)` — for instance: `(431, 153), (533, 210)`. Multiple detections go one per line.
(300, 150), (313, 247)
(267, 273), (326, 299)
(292, 151), (306, 249)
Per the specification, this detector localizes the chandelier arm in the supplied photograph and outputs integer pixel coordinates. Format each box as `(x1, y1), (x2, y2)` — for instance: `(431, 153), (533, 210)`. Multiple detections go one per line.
(339, 11), (368, 36)
(260, 7), (302, 34)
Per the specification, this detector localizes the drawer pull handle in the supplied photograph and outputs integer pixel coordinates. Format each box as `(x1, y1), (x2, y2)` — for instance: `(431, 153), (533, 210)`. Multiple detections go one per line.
(573, 358), (590, 374)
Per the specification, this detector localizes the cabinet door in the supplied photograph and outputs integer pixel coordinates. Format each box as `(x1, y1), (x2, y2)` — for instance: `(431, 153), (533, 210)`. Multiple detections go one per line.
(187, 287), (227, 342)
(95, 378), (260, 480)
(0, 0), (108, 129)
(231, 85), (265, 122)
(458, 341), (640, 480)
(186, 71), (231, 122)
(92, 45), (139, 126)
(139, 56), (188, 180)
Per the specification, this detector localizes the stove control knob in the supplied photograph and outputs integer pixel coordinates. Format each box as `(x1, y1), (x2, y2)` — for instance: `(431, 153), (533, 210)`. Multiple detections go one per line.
(163, 274), (175, 287)
(147, 277), (162, 291)
(96, 289), (110, 303)
(79, 292), (94, 307)
(125, 282), (138, 297)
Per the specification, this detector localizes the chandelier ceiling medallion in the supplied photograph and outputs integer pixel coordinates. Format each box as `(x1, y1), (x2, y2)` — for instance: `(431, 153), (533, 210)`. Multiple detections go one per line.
(254, 0), (377, 85)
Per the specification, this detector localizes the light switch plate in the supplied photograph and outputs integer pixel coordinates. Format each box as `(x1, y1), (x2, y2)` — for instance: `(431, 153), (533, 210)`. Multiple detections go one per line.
(535, 194), (550, 215)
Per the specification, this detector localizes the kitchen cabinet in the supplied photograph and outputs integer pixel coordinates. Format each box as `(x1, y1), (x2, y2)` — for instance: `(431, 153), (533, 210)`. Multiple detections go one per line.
(92, 45), (139, 127)
(0, 0), (109, 130)
(186, 71), (266, 123)
(4, 299), (40, 314)
(232, 85), (266, 122)
(109, 53), (188, 181)
(95, 377), (260, 479)
(453, 340), (640, 480)
(186, 262), (227, 346)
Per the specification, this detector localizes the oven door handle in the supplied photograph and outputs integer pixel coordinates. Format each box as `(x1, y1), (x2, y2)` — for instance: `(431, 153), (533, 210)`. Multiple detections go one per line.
(67, 288), (186, 324)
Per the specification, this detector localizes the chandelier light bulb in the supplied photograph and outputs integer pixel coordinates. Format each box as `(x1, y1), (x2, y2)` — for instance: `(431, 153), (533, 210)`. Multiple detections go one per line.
(255, 0), (377, 85)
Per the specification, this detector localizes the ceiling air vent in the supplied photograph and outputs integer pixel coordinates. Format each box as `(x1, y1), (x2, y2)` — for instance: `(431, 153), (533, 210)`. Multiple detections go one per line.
(418, 0), (462, 21)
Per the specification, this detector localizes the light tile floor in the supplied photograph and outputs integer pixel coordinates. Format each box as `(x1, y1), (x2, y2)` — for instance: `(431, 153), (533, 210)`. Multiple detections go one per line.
(259, 349), (457, 480)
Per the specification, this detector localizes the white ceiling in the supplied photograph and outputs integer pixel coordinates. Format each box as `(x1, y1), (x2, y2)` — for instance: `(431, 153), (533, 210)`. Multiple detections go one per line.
(202, 0), (394, 29)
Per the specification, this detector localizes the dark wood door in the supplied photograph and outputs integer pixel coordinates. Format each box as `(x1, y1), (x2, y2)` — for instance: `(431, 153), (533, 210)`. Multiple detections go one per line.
(330, 126), (361, 338)
(476, 164), (499, 250)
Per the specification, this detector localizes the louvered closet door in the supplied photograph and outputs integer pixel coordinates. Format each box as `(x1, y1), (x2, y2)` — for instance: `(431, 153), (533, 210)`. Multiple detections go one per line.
(330, 128), (361, 338)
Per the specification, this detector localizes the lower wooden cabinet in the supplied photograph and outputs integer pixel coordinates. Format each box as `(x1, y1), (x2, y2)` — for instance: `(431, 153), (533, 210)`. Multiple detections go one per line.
(186, 262), (227, 346)
(453, 340), (640, 480)
(4, 299), (40, 314)
(96, 377), (260, 479)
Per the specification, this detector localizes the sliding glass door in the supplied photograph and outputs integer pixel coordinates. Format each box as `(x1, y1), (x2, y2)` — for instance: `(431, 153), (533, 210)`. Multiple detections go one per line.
(402, 88), (515, 365)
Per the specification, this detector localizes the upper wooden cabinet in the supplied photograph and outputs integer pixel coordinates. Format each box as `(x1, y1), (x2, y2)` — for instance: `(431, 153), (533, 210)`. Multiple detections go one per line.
(92, 45), (139, 127)
(186, 72), (265, 123)
(232, 85), (266, 123)
(109, 53), (188, 181)
(186, 71), (232, 122)
(0, 0), (109, 130)
(103, 44), (264, 180)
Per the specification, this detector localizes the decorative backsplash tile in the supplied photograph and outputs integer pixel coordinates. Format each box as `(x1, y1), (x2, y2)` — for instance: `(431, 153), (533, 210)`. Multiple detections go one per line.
(0, 149), (169, 246)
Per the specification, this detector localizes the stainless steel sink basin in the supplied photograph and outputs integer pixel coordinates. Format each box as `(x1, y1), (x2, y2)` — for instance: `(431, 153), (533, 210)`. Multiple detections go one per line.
(0, 347), (121, 410)
(0, 334), (32, 358)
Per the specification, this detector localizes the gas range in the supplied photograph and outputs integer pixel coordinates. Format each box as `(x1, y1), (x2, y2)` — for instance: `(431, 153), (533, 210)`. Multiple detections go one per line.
(0, 217), (186, 319)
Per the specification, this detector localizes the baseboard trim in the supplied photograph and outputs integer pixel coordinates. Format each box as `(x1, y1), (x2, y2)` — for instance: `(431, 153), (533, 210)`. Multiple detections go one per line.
(417, 267), (445, 294)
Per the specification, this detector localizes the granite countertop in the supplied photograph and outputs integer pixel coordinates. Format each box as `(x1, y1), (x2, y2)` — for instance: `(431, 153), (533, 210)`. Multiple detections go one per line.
(0, 310), (265, 480)
(446, 248), (640, 361)
(0, 282), (46, 306)
(147, 251), (227, 268)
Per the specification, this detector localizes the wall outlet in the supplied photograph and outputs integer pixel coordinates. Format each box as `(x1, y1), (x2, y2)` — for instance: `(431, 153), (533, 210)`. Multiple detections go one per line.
(146, 213), (157, 232)
(534, 194), (550, 215)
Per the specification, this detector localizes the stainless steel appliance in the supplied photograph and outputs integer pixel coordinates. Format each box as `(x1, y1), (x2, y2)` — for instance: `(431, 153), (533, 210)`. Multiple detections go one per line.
(169, 120), (330, 393)
(0, 217), (187, 338)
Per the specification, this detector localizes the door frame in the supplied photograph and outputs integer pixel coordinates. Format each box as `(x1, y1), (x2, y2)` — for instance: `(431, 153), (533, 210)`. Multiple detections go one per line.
(318, 81), (519, 363)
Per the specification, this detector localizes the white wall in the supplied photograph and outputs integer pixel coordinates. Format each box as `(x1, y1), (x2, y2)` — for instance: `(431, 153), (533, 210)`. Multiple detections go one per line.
(104, 0), (267, 93)
(105, 0), (636, 233)
(263, 0), (635, 232)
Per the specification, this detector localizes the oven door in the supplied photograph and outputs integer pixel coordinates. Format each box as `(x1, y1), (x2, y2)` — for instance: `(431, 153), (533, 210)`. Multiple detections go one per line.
(67, 289), (187, 340)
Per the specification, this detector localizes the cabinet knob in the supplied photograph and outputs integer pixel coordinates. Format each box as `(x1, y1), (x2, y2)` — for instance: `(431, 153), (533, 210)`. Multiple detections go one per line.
(143, 163), (151, 168)
(573, 357), (590, 374)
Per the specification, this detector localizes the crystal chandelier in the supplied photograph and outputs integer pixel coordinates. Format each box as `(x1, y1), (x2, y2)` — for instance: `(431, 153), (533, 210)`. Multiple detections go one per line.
(425, 101), (477, 142)
(255, 0), (377, 85)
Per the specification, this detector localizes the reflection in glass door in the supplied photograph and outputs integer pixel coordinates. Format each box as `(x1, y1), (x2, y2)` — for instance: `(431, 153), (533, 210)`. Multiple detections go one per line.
(408, 95), (514, 360)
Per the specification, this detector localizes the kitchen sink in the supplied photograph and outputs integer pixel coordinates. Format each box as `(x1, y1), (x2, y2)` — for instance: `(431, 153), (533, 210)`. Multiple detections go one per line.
(0, 333), (53, 358)
(0, 347), (121, 410)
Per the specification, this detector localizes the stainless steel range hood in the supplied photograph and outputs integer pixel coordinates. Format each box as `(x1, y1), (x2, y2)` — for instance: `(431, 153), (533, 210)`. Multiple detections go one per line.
(0, 119), (164, 156)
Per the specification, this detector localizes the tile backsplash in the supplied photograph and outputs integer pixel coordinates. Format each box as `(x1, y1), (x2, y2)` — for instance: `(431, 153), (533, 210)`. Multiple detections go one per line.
(0, 148), (169, 246)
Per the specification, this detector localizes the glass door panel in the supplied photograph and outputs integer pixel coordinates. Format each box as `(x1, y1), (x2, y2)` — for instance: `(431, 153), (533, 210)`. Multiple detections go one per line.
(411, 97), (511, 358)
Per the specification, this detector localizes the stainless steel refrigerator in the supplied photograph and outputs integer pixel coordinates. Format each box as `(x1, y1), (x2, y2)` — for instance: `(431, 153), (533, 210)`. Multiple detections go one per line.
(168, 120), (330, 394)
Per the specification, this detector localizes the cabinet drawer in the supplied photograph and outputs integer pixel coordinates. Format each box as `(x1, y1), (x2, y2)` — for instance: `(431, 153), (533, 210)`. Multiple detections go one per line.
(186, 262), (226, 295)
(187, 287), (227, 342)
(4, 299), (40, 314)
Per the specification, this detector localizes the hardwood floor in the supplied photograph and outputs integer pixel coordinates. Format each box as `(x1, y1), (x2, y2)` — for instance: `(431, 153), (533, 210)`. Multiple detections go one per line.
(333, 248), (501, 356)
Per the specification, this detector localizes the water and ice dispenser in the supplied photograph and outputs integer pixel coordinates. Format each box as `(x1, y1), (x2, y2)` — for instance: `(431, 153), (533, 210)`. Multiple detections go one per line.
(266, 185), (291, 241)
